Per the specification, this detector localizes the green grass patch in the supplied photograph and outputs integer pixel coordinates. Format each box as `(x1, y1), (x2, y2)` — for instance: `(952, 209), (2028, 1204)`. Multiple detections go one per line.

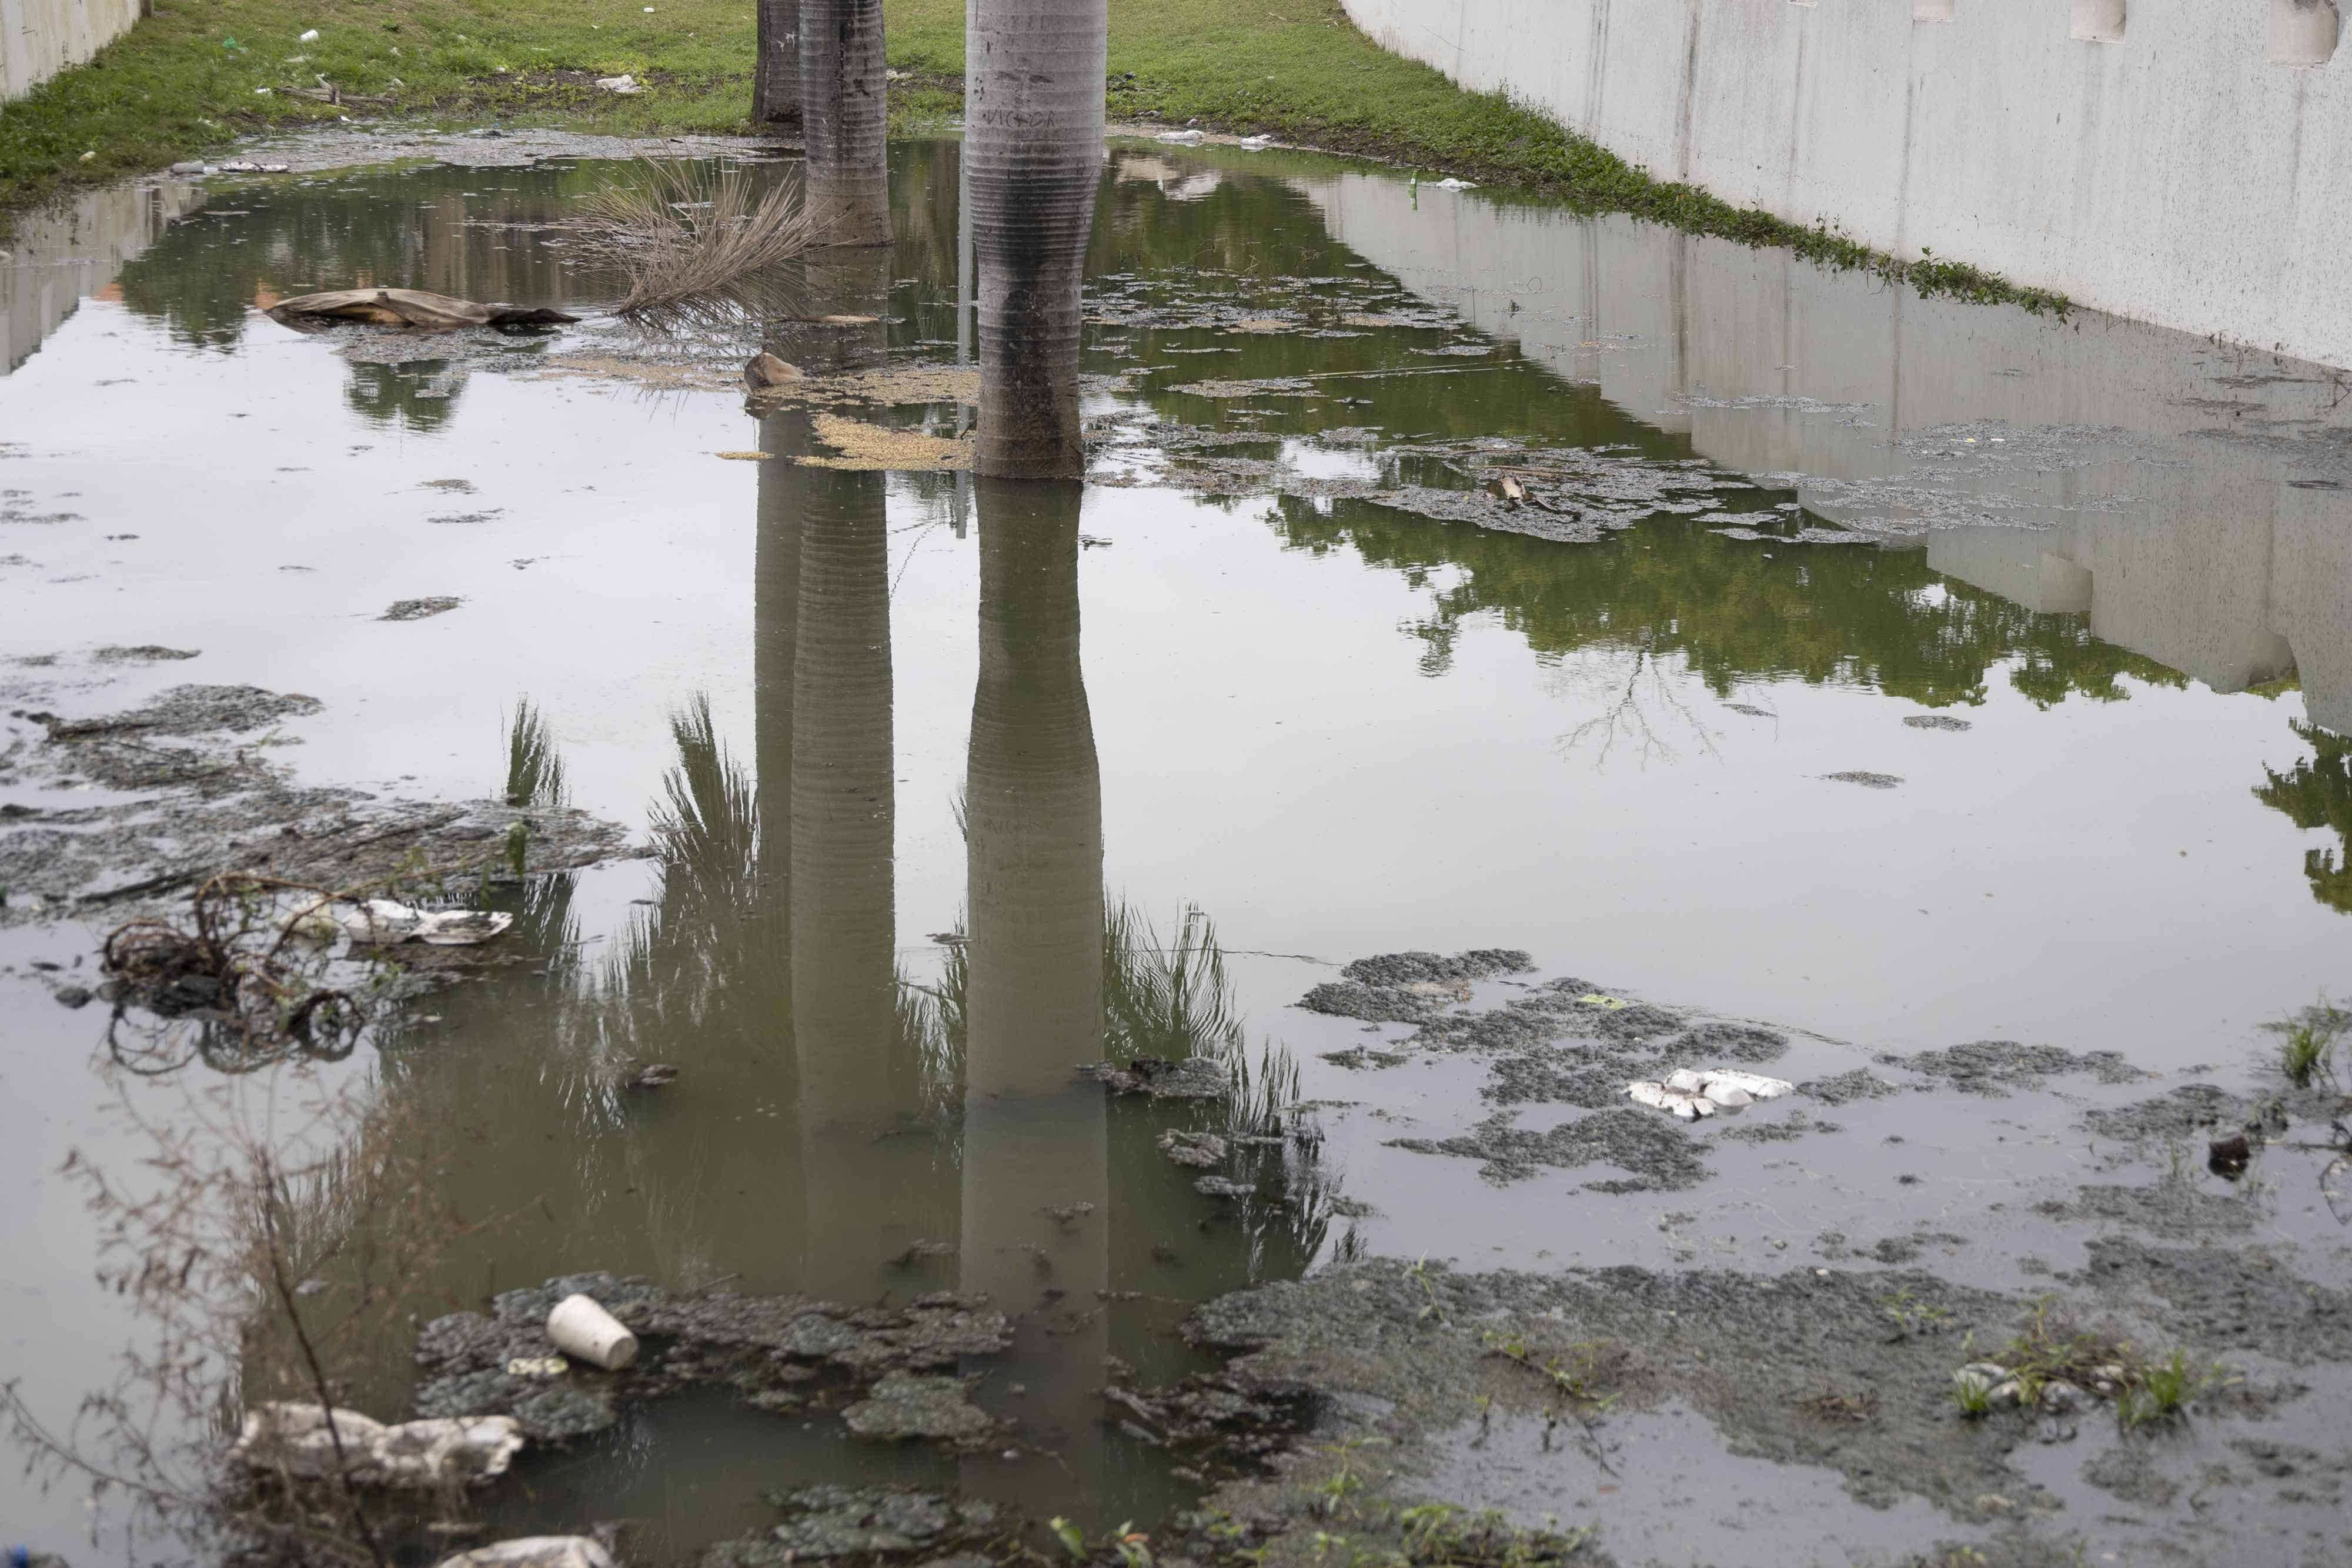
(5, 0), (2065, 313)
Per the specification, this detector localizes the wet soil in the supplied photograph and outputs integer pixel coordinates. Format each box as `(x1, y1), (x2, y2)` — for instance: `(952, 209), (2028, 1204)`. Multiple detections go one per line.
(1, 668), (631, 930)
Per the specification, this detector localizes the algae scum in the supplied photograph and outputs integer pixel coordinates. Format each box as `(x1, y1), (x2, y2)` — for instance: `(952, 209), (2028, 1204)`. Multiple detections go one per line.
(4, 139), (2352, 1568)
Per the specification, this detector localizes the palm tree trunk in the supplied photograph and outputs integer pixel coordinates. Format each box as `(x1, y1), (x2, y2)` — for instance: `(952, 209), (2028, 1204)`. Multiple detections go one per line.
(753, 0), (800, 125)
(965, 0), (1105, 477)
(959, 478), (1105, 1512)
(799, 0), (892, 246)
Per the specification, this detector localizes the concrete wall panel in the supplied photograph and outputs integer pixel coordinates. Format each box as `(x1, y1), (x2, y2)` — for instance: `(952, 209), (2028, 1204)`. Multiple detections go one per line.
(1340, 0), (2352, 367)
(4, 0), (145, 102)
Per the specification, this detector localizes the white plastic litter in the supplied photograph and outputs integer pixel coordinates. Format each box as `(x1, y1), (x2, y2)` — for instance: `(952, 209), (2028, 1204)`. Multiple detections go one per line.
(546, 1293), (639, 1370)
(1435, 176), (1477, 190)
(1627, 1080), (1715, 1121)
(436, 1540), (614, 1568)
(299, 28), (320, 41)
(232, 1403), (524, 1487)
(1155, 129), (1207, 145)
(334, 899), (514, 947)
(1628, 1068), (1794, 1119)
(594, 74), (643, 94)
(1237, 134), (1275, 150)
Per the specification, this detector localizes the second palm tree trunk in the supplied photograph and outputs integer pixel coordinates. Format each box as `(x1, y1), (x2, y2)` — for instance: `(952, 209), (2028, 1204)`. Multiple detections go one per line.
(965, 0), (1106, 477)
(800, 0), (892, 245)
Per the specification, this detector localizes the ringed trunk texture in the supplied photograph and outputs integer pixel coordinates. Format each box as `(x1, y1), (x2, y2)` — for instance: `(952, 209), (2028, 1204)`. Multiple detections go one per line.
(960, 478), (1105, 1511)
(753, 0), (801, 125)
(966, 0), (1107, 478)
(799, 0), (892, 246)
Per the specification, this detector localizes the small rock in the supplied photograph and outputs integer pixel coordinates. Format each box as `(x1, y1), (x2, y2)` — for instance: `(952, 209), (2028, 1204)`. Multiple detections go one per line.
(52, 985), (92, 1009)
(2040, 1379), (2087, 1413)
(1987, 1379), (2023, 1409)
(2036, 1416), (2063, 1445)
(171, 161), (206, 174)
(744, 352), (801, 390)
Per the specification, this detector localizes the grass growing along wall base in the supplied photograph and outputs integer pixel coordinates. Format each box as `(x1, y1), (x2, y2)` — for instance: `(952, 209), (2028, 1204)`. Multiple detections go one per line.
(0, 0), (2066, 312)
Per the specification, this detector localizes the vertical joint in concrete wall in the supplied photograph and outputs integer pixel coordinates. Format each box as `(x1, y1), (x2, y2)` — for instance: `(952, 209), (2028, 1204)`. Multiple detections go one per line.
(1913, 0), (1955, 18)
(2069, 0), (2126, 42)
(2270, 0), (2341, 64)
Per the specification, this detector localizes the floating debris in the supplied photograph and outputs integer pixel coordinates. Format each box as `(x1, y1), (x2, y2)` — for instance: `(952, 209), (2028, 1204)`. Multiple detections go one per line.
(333, 899), (513, 947)
(268, 288), (576, 331)
(1159, 1129), (1230, 1169)
(1904, 714), (1974, 731)
(380, 596), (465, 621)
(1823, 771), (1903, 788)
(231, 1403), (524, 1488)
(436, 1541), (613, 1568)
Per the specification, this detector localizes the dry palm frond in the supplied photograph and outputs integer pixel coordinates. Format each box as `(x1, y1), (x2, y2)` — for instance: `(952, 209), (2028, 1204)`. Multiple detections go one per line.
(567, 159), (814, 320)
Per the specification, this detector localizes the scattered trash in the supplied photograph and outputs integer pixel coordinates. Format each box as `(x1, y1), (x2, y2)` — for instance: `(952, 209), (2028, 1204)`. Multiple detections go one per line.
(1155, 129), (1207, 145)
(1823, 771), (1903, 788)
(218, 159), (261, 172)
(269, 288), (577, 331)
(1903, 715), (1973, 732)
(744, 350), (801, 390)
(1627, 1068), (1794, 1119)
(504, 1356), (569, 1378)
(253, 87), (273, 95)
(1576, 992), (1630, 1009)
(299, 28), (320, 42)
(171, 161), (205, 173)
(334, 900), (513, 947)
(2207, 1129), (2251, 1178)
(1078, 534), (1113, 547)
(1237, 134), (1275, 150)
(1158, 1128), (1229, 1169)
(77, 150), (95, 163)
(232, 1403), (524, 1487)
(434, 1540), (614, 1568)
(546, 1293), (639, 1370)
(1435, 177), (1477, 190)
(594, 74), (643, 94)
(628, 1062), (680, 1088)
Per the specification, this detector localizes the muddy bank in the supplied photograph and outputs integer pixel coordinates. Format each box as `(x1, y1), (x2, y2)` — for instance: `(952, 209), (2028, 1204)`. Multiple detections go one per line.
(0, 673), (631, 931)
(1151, 1245), (2352, 1568)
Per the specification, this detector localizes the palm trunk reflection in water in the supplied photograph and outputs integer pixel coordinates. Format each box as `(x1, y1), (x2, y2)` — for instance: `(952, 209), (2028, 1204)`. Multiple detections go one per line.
(966, 0), (1105, 477)
(783, 268), (955, 1296)
(959, 478), (1108, 1514)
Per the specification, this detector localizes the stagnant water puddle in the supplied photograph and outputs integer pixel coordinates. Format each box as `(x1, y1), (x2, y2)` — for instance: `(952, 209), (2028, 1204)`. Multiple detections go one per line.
(5, 138), (2352, 1566)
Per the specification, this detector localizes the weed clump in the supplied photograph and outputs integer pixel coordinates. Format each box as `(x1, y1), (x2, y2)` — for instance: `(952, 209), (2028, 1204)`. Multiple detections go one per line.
(2263, 999), (2348, 1088)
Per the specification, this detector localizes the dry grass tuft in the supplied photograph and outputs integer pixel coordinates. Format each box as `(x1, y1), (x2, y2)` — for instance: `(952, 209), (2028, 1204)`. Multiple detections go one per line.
(567, 159), (814, 320)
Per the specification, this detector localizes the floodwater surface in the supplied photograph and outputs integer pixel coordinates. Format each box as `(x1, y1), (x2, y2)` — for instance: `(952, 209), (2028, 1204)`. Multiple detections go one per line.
(4, 138), (2350, 1565)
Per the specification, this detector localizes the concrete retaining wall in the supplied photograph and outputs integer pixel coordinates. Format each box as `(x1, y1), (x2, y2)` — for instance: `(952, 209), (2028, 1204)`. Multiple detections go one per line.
(1337, 0), (2352, 368)
(3, 0), (144, 102)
